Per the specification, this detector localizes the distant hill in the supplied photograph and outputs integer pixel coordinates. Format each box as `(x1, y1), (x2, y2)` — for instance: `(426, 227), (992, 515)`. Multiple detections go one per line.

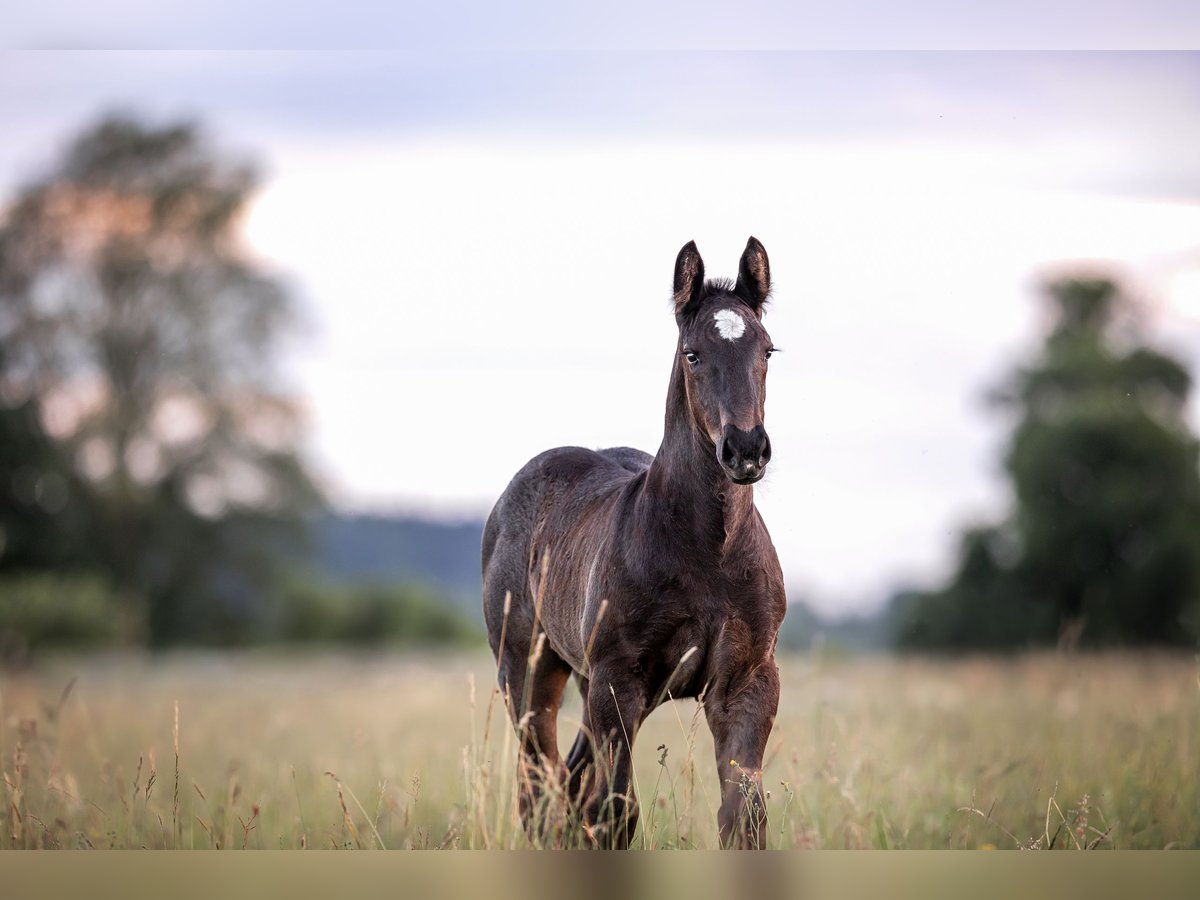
(776, 599), (894, 652)
(313, 512), (894, 650)
(314, 513), (485, 621)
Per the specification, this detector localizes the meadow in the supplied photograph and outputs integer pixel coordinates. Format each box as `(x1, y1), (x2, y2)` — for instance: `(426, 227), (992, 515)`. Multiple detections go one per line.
(1, 650), (1196, 850)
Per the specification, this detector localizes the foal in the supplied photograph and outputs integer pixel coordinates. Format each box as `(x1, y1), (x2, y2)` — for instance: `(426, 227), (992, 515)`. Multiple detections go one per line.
(482, 237), (786, 848)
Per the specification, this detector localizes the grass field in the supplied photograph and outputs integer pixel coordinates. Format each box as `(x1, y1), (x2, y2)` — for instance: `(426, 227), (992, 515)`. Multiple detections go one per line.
(2, 650), (1197, 849)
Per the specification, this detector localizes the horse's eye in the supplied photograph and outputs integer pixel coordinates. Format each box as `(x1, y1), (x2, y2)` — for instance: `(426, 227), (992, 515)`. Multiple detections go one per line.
(685, 351), (699, 365)
(765, 349), (773, 360)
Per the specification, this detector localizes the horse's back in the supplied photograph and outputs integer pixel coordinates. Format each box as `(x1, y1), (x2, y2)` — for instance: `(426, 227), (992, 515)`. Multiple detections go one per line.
(487, 443), (645, 525)
(482, 446), (647, 641)
(598, 446), (653, 473)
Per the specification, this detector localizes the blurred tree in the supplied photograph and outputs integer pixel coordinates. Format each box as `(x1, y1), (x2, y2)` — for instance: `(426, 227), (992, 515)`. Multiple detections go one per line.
(892, 527), (1055, 651)
(897, 278), (1200, 650)
(0, 114), (321, 644)
(1001, 279), (1200, 646)
(0, 397), (90, 570)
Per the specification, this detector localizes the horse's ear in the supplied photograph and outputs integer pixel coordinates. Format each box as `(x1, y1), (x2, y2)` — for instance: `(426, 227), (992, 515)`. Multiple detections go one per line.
(673, 241), (705, 320)
(735, 236), (771, 316)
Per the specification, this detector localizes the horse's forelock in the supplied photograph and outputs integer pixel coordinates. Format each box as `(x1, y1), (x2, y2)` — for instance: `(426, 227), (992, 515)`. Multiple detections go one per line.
(676, 281), (766, 330)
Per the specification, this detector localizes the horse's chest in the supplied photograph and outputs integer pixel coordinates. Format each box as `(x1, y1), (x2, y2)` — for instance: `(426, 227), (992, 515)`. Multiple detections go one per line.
(638, 586), (769, 701)
(647, 579), (767, 651)
(669, 573), (761, 617)
(574, 542), (781, 683)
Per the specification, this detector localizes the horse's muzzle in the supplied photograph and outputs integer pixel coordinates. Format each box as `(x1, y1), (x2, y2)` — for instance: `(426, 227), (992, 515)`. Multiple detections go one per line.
(718, 424), (771, 484)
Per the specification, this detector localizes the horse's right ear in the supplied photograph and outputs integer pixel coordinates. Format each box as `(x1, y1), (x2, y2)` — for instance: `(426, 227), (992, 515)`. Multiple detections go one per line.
(673, 241), (706, 320)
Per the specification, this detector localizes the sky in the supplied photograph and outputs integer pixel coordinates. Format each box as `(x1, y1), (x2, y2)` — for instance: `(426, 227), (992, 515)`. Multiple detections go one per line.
(6, 3), (1200, 50)
(3, 49), (1200, 614)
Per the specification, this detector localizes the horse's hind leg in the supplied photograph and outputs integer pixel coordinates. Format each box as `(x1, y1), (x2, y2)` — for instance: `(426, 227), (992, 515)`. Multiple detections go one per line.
(498, 640), (572, 843)
(564, 674), (594, 808)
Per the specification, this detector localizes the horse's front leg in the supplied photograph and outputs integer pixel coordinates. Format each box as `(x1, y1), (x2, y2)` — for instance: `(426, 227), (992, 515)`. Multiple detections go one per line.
(582, 666), (647, 848)
(706, 661), (780, 849)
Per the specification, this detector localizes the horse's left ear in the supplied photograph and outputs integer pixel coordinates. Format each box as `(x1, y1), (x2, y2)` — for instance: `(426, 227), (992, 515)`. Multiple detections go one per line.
(735, 236), (771, 316)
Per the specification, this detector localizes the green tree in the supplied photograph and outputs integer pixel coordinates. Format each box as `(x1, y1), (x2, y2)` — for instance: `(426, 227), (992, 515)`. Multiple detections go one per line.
(892, 526), (1055, 651)
(896, 278), (1200, 650)
(0, 397), (89, 570)
(0, 114), (320, 644)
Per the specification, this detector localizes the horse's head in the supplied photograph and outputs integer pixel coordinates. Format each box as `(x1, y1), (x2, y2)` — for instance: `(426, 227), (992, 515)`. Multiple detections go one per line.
(672, 237), (776, 485)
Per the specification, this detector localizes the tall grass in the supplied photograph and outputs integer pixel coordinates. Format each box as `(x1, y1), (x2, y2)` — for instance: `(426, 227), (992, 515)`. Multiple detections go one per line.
(1, 650), (1197, 849)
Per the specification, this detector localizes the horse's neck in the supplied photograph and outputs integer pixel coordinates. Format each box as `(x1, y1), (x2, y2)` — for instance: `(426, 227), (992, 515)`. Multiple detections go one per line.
(643, 367), (757, 556)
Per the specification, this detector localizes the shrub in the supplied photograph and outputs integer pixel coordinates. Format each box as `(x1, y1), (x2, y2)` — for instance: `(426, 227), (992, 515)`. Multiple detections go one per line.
(0, 572), (145, 660)
(274, 576), (481, 646)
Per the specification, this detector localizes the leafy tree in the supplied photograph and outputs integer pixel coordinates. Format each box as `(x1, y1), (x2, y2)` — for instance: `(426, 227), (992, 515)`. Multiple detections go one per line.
(0, 397), (92, 571)
(892, 527), (1055, 651)
(0, 114), (320, 644)
(897, 278), (1200, 650)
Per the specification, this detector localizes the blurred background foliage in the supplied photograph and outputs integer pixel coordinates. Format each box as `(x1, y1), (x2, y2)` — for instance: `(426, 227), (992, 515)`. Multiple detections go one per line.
(273, 575), (482, 646)
(0, 114), (479, 658)
(2, 112), (1199, 658)
(894, 279), (1200, 651)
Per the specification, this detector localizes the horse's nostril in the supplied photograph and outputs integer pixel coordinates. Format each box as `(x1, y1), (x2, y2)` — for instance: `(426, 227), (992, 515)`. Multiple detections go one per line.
(759, 435), (772, 466)
(720, 438), (738, 469)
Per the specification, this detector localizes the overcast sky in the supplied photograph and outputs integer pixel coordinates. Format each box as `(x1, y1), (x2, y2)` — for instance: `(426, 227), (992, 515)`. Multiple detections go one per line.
(3, 50), (1200, 613)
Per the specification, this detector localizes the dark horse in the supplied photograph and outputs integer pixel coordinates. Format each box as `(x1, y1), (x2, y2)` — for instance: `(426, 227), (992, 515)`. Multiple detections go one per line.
(482, 237), (786, 849)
